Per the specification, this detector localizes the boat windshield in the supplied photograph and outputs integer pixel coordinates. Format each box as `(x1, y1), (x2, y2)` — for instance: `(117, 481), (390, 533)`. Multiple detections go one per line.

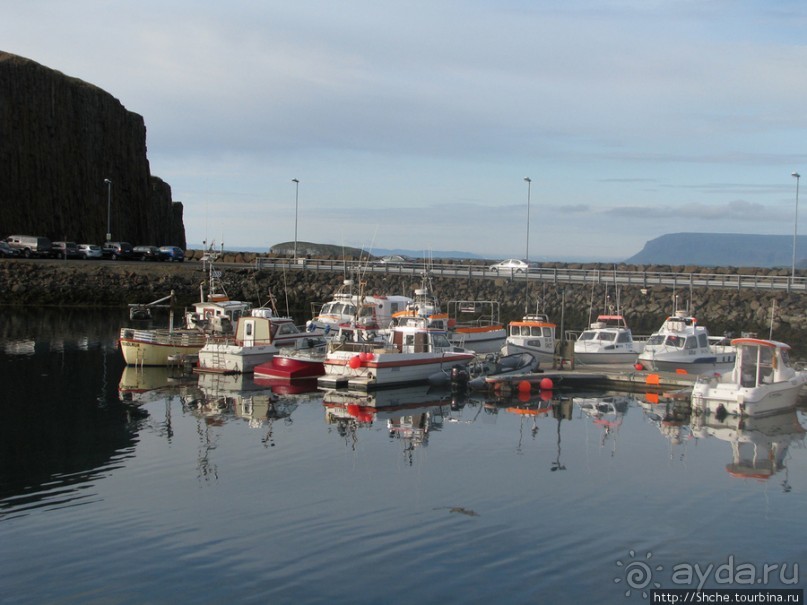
(431, 333), (452, 349)
(578, 331), (596, 341)
(665, 335), (685, 348)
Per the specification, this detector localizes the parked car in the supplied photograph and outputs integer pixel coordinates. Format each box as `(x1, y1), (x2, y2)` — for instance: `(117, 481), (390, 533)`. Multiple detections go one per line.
(159, 246), (185, 262)
(0, 241), (20, 258)
(52, 241), (81, 259)
(132, 245), (166, 261)
(102, 241), (134, 260)
(489, 259), (529, 274)
(77, 244), (103, 260)
(5, 235), (52, 258)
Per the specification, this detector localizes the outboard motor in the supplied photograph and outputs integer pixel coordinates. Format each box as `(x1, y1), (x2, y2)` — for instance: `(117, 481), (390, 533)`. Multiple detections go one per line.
(450, 366), (469, 392)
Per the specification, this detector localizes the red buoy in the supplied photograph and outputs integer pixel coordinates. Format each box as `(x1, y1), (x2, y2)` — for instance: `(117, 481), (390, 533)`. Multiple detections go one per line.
(539, 377), (553, 390)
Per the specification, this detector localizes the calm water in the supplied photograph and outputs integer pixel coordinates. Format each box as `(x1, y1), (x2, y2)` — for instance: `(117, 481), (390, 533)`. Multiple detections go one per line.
(1, 309), (806, 604)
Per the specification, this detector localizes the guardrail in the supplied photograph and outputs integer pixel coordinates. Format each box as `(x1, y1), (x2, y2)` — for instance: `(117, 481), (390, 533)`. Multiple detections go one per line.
(254, 258), (807, 293)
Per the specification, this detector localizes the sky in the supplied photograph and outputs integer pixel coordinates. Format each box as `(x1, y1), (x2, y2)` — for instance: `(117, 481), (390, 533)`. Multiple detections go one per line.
(4, 1), (807, 261)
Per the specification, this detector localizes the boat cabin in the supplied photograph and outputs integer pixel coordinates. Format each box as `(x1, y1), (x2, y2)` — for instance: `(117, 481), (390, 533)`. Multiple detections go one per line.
(390, 317), (456, 353)
(732, 338), (792, 388)
(312, 293), (413, 330)
(508, 314), (556, 341)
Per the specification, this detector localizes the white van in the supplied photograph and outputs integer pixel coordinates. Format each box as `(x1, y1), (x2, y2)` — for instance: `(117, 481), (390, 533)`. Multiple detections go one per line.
(5, 235), (52, 258)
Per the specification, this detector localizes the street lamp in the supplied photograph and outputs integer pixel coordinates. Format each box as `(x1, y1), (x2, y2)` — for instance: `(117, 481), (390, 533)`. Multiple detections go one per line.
(524, 177), (532, 314)
(292, 178), (300, 260)
(104, 178), (112, 241)
(792, 172), (800, 281)
(524, 177), (531, 262)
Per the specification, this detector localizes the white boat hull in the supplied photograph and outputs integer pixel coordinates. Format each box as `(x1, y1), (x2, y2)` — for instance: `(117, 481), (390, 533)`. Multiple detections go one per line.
(692, 380), (806, 417)
(500, 341), (554, 366)
(573, 347), (644, 365)
(450, 327), (506, 354)
(197, 344), (278, 374)
(322, 349), (475, 388)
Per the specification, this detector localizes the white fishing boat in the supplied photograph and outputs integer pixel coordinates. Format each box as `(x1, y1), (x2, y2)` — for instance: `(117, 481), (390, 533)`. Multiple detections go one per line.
(691, 338), (807, 417)
(573, 314), (645, 365)
(318, 315), (476, 390)
(197, 310), (326, 374)
(306, 278), (413, 336)
(500, 313), (557, 366)
(392, 276), (506, 354)
(183, 253), (253, 335)
(635, 311), (735, 374)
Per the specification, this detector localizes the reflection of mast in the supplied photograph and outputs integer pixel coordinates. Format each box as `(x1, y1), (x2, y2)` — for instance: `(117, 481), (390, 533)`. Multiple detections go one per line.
(551, 398), (572, 471)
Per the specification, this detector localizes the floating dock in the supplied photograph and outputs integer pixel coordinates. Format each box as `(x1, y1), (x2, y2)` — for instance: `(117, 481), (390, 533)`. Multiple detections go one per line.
(480, 363), (698, 394)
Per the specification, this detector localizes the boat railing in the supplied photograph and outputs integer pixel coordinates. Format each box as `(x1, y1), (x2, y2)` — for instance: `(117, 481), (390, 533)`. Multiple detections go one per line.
(121, 328), (207, 346)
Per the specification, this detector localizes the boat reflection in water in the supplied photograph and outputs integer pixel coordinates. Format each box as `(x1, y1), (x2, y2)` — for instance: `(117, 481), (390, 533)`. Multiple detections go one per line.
(322, 386), (457, 459)
(691, 409), (806, 487)
(118, 366), (197, 404)
(189, 372), (319, 428)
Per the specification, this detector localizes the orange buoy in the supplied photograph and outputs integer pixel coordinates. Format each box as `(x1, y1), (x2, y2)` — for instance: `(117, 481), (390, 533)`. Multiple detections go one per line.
(349, 355), (362, 369)
(539, 377), (553, 390)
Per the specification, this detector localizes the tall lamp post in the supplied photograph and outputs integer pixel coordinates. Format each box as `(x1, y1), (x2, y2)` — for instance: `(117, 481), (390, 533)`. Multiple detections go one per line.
(524, 176), (532, 314)
(292, 178), (300, 260)
(104, 178), (112, 241)
(792, 172), (800, 281)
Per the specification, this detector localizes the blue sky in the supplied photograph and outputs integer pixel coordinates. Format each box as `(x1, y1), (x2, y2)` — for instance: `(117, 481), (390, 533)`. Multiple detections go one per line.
(5, 1), (807, 260)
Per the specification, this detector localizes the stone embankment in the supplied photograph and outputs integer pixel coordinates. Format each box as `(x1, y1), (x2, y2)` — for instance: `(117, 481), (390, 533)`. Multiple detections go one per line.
(1, 253), (806, 346)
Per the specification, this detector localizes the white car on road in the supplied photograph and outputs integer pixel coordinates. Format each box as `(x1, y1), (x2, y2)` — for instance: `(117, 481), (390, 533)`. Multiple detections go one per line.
(489, 259), (529, 274)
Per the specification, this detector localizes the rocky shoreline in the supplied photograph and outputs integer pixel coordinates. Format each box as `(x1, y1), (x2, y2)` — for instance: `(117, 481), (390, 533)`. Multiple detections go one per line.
(1, 253), (806, 348)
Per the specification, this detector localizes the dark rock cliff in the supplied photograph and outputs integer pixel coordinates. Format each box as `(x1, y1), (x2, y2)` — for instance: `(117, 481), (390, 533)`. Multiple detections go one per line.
(0, 51), (185, 247)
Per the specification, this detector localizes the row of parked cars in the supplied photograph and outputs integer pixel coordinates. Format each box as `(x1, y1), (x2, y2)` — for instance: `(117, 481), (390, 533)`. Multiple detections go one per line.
(0, 235), (184, 262)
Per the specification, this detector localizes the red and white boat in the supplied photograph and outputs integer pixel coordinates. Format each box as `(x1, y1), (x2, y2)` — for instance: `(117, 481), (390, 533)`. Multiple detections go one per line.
(253, 347), (326, 381)
(317, 316), (476, 390)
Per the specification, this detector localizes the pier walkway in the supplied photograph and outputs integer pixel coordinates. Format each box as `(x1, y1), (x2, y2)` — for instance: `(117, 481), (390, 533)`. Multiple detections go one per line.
(254, 258), (806, 293)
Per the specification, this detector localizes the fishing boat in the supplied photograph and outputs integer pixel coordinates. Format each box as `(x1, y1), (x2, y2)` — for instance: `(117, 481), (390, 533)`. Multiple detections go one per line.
(317, 315), (476, 390)
(119, 292), (208, 367)
(573, 314), (645, 365)
(691, 338), (807, 417)
(196, 310), (326, 374)
(392, 278), (506, 354)
(120, 257), (256, 367)
(306, 278), (412, 336)
(500, 313), (557, 366)
(635, 311), (735, 374)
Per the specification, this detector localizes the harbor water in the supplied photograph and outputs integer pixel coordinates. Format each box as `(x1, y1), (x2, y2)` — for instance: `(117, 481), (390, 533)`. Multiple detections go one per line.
(1, 309), (805, 604)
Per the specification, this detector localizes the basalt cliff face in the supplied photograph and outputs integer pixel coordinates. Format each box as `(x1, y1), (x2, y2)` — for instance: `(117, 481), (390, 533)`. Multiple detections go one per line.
(0, 51), (185, 247)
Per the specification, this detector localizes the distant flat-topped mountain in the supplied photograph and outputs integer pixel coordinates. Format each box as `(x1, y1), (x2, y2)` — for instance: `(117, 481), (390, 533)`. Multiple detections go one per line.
(624, 232), (807, 268)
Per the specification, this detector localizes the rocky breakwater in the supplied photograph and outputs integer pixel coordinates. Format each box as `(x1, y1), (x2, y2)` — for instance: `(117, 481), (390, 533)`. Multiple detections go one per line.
(2, 257), (806, 352)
